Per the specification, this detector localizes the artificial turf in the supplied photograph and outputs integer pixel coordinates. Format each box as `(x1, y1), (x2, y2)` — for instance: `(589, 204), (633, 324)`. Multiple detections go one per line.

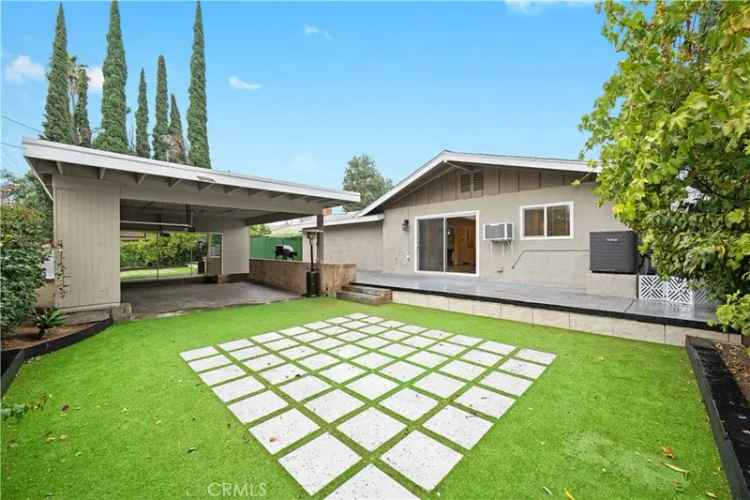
(1, 298), (728, 499)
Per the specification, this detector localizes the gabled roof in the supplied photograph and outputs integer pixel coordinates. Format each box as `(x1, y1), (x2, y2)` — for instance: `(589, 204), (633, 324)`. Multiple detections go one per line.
(360, 150), (598, 215)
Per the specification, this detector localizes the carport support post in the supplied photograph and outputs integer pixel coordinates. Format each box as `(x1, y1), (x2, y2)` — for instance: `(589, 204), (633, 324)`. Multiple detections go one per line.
(316, 213), (325, 267)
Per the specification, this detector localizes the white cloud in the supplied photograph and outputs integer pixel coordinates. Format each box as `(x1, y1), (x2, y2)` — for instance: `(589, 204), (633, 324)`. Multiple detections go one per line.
(85, 66), (104, 93)
(504, 0), (593, 14)
(304, 24), (332, 40)
(5, 55), (45, 83)
(228, 76), (262, 91)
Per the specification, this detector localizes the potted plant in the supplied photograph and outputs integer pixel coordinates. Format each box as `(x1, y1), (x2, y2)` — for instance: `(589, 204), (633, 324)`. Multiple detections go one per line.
(33, 308), (66, 340)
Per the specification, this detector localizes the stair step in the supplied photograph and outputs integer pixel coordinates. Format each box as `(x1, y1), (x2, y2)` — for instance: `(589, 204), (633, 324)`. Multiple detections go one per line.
(343, 285), (392, 299)
(336, 290), (390, 305)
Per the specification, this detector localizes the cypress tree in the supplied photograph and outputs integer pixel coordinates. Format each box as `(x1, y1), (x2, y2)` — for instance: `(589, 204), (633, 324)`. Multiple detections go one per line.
(135, 69), (150, 158)
(95, 0), (129, 153)
(42, 4), (73, 144)
(152, 55), (169, 161)
(187, 0), (211, 168)
(168, 94), (187, 164)
(73, 67), (91, 147)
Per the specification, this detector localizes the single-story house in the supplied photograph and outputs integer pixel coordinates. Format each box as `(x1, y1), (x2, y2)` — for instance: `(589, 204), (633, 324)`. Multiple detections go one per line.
(305, 150), (634, 295)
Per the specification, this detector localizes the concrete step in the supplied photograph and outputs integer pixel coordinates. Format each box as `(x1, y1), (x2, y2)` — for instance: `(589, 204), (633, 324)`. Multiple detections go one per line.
(336, 290), (390, 305)
(342, 285), (392, 300)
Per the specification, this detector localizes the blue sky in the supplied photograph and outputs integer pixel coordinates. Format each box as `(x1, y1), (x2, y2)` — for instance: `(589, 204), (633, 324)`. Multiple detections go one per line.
(1, 1), (617, 189)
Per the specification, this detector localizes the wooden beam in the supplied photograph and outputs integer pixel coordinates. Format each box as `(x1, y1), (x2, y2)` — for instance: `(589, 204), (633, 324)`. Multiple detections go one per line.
(267, 191), (284, 199)
(55, 161), (64, 176)
(168, 178), (182, 188)
(197, 182), (214, 192)
(136, 173), (147, 184)
(286, 193), (304, 200)
(98, 167), (106, 180)
(223, 185), (239, 194)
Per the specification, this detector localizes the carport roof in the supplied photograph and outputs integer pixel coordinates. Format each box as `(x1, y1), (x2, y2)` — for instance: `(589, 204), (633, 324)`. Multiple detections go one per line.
(22, 138), (359, 206)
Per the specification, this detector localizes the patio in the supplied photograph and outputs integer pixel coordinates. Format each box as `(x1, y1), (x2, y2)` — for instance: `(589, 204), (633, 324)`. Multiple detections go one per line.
(0, 298), (728, 499)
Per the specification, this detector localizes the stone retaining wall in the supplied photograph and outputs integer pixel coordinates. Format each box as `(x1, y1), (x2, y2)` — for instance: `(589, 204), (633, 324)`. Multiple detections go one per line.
(248, 259), (355, 296)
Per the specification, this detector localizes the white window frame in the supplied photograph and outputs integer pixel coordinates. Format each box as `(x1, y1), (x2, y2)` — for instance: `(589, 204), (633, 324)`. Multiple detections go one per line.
(519, 201), (574, 240)
(414, 210), (480, 277)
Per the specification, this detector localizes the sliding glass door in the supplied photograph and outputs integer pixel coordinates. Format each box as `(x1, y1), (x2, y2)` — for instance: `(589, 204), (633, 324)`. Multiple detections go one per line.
(417, 214), (477, 274)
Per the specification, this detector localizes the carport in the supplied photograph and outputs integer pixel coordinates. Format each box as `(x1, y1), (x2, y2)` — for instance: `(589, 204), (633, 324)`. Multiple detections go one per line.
(23, 138), (359, 316)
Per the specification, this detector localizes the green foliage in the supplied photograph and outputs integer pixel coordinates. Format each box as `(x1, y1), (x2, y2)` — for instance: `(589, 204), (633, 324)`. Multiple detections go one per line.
(135, 68), (150, 158)
(73, 66), (91, 147)
(249, 224), (271, 237)
(33, 308), (66, 339)
(0, 170), (53, 240)
(1, 394), (49, 423)
(187, 0), (211, 168)
(120, 232), (205, 269)
(94, 0), (129, 154)
(152, 55), (169, 161)
(342, 154), (394, 212)
(168, 94), (187, 163)
(42, 4), (73, 144)
(580, 1), (750, 334)
(0, 206), (48, 334)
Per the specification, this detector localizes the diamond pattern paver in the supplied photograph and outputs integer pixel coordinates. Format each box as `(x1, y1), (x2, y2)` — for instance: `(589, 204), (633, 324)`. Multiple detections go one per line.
(440, 360), (485, 381)
(415, 373), (466, 399)
(381, 431), (462, 491)
(305, 389), (364, 423)
(424, 405), (493, 449)
(189, 354), (230, 372)
(280, 375), (331, 401)
(180, 346), (218, 361)
(380, 388), (438, 421)
(279, 433), (360, 495)
(326, 464), (419, 500)
(480, 371), (532, 396)
(250, 408), (319, 454)
(228, 390), (287, 424)
(380, 361), (426, 382)
(244, 353), (285, 371)
(212, 376), (264, 402)
(319, 362), (366, 384)
(218, 339), (252, 352)
(338, 407), (406, 451)
(455, 386), (515, 419)
(180, 314), (556, 497)
(515, 348), (557, 365)
(347, 373), (398, 400)
(500, 358), (546, 379)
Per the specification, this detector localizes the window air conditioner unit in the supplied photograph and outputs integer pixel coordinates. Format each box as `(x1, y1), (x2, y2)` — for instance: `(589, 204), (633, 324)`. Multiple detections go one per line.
(484, 223), (513, 241)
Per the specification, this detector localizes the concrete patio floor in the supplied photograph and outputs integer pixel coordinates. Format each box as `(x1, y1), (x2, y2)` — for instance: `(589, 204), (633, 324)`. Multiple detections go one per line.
(122, 280), (299, 317)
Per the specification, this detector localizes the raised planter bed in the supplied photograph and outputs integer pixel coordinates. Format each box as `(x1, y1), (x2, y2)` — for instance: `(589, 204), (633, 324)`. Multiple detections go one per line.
(1, 318), (112, 396)
(686, 336), (750, 500)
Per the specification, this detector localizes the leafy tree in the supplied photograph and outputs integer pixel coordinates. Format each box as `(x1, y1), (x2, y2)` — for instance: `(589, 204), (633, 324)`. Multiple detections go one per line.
(579, 1), (750, 334)
(94, 0), (129, 154)
(152, 55), (169, 161)
(135, 68), (150, 158)
(42, 3), (73, 144)
(167, 94), (187, 163)
(342, 154), (394, 212)
(187, 0), (211, 168)
(0, 170), (53, 239)
(73, 66), (91, 147)
(0, 206), (48, 334)
(250, 225), (271, 237)
(120, 232), (205, 269)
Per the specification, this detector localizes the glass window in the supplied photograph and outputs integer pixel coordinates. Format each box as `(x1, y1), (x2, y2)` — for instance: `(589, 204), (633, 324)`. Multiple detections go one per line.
(472, 171), (483, 192)
(417, 218), (445, 271)
(460, 173), (471, 193)
(523, 208), (545, 237)
(546, 204), (571, 237)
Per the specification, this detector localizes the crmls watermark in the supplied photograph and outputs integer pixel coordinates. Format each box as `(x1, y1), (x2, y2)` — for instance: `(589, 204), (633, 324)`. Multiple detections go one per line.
(207, 481), (267, 497)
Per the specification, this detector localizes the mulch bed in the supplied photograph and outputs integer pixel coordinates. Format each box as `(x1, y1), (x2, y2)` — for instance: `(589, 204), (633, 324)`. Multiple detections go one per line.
(1, 323), (94, 351)
(715, 342), (750, 403)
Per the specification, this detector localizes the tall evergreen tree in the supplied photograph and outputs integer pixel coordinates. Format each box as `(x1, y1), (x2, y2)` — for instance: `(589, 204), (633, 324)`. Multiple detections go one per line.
(134, 69), (150, 158)
(152, 55), (169, 161)
(42, 4), (73, 143)
(187, 0), (211, 168)
(94, 0), (129, 153)
(73, 67), (91, 147)
(168, 94), (187, 164)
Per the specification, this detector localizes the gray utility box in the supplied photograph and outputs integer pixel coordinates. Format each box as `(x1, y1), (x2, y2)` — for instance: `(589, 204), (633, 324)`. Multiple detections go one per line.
(589, 231), (638, 274)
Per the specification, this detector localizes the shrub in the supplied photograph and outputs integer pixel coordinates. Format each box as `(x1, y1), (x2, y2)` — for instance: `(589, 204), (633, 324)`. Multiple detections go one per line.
(0, 206), (47, 334)
(33, 307), (66, 339)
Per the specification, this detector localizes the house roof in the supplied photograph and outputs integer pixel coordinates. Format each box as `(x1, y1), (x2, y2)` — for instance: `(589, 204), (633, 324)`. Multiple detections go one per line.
(301, 213), (384, 230)
(359, 150), (598, 216)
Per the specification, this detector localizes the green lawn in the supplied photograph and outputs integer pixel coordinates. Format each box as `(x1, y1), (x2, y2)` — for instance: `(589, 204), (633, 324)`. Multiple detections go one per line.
(120, 263), (198, 281)
(1, 299), (727, 499)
